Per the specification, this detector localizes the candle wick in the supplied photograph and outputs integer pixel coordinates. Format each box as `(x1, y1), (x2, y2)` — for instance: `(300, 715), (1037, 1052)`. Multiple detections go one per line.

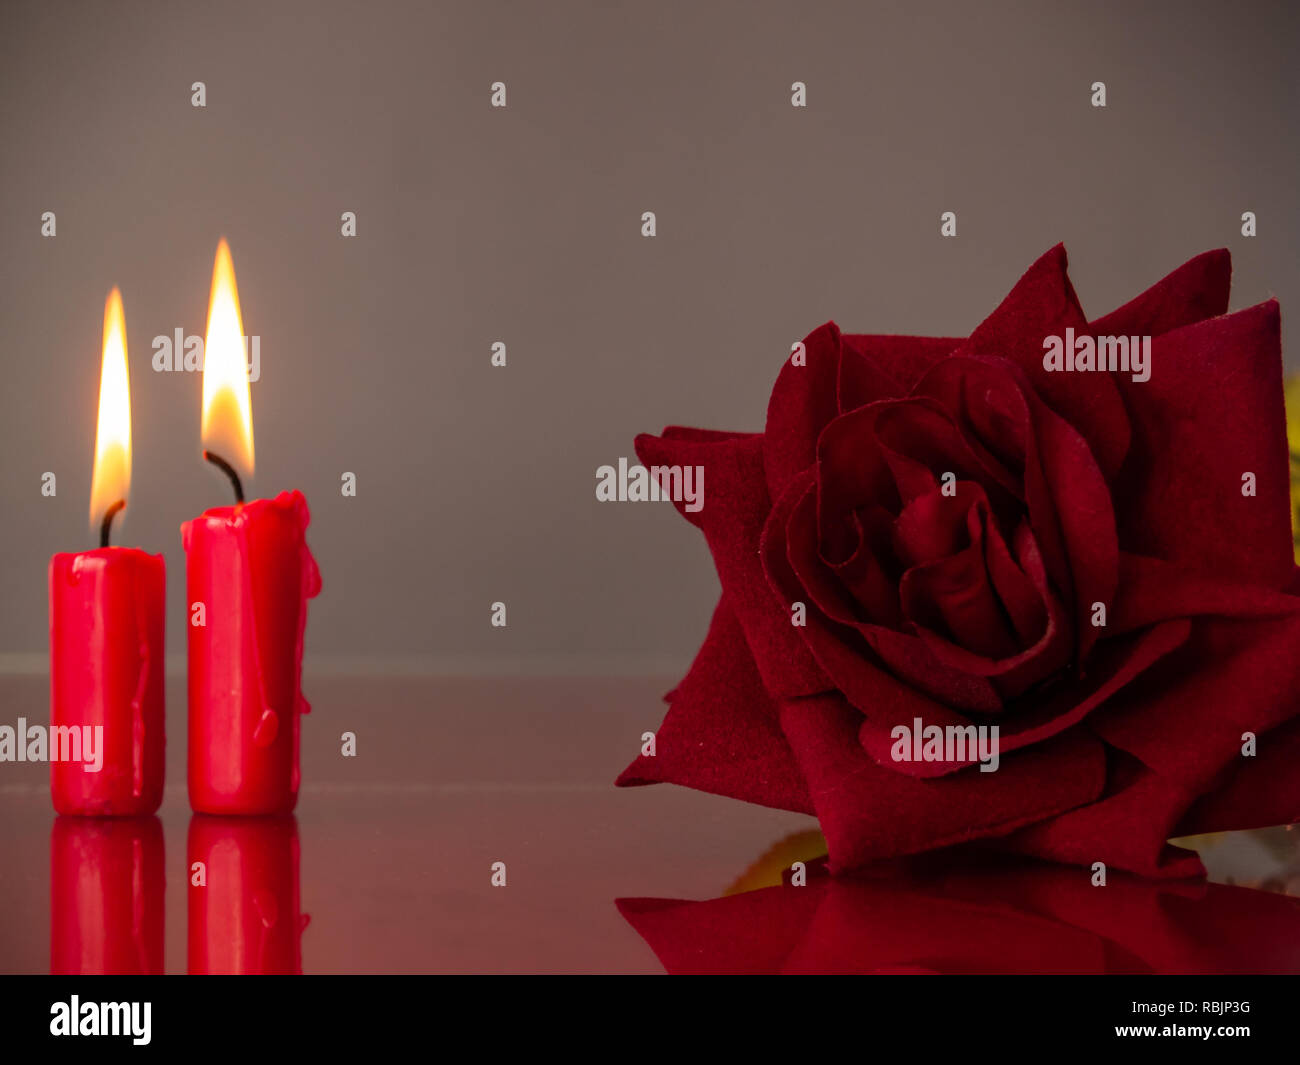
(99, 500), (125, 549)
(203, 450), (245, 503)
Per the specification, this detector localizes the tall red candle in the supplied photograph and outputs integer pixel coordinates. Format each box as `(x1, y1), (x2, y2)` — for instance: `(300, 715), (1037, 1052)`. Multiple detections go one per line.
(49, 289), (165, 816)
(184, 492), (319, 813)
(184, 240), (320, 815)
(50, 815), (164, 974)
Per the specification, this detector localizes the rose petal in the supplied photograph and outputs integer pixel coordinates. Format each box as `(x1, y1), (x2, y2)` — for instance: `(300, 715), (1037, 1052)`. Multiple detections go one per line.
(913, 355), (1119, 663)
(830, 516), (903, 626)
(1089, 249), (1231, 340)
(900, 524), (1021, 661)
(639, 432), (831, 700)
(840, 333), (963, 396)
(779, 693), (1106, 869)
(634, 427), (757, 529)
(999, 750), (1205, 878)
(956, 244), (1130, 480)
(814, 398), (1020, 566)
(783, 475), (901, 626)
(891, 481), (986, 568)
(989, 520), (1050, 646)
(1113, 552), (1300, 632)
(1089, 610), (1300, 792)
(856, 619), (1188, 775)
(768, 474), (1004, 713)
(763, 322), (914, 501)
(1177, 714), (1300, 834)
(616, 596), (814, 813)
(900, 510), (1071, 698)
(1111, 301), (1294, 588)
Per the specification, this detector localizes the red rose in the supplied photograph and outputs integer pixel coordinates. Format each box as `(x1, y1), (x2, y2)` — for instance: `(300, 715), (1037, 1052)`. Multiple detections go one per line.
(617, 246), (1300, 877)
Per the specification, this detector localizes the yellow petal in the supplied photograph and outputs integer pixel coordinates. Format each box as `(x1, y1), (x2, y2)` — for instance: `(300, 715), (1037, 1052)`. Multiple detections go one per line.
(723, 829), (828, 896)
(1288, 375), (1300, 560)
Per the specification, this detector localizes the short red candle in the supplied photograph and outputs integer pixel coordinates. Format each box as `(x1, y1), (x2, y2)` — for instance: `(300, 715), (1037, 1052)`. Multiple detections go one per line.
(50, 815), (165, 974)
(49, 549), (165, 815)
(50, 287), (165, 817)
(187, 814), (307, 974)
(183, 491), (321, 814)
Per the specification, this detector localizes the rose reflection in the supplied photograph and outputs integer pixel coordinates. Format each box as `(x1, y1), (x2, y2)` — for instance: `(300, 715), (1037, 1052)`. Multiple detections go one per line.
(50, 815), (164, 975)
(188, 815), (309, 975)
(619, 846), (1300, 974)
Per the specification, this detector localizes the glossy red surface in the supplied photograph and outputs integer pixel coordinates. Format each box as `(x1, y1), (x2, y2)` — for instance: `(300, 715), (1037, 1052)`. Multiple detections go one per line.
(187, 815), (305, 974)
(49, 815), (164, 974)
(0, 675), (1295, 973)
(182, 492), (320, 815)
(47, 548), (165, 816)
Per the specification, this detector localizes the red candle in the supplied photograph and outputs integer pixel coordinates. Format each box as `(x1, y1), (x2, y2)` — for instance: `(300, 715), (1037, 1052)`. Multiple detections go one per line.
(184, 240), (320, 815)
(187, 815), (307, 974)
(50, 815), (164, 974)
(49, 289), (165, 817)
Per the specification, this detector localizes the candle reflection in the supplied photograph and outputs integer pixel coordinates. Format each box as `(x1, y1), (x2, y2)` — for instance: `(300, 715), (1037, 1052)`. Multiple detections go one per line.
(49, 815), (164, 975)
(619, 844), (1300, 974)
(187, 814), (309, 974)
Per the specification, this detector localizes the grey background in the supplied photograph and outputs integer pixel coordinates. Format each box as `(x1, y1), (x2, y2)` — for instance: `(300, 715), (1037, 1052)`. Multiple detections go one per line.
(1, 0), (1296, 673)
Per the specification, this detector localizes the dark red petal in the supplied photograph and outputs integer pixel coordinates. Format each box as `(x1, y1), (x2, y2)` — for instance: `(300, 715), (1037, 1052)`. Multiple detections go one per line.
(891, 481), (986, 568)
(988, 520), (1049, 646)
(856, 619), (1188, 775)
(840, 333), (963, 395)
(767, 475), (1003, 713)
(634, 427), (757, 529)
(640, 432), (830, 699)
(992, 620), (1189, 753)
(900, 513), (1071, 697)
(1111, 301), (1293, 588)
(956, 244), (1130, 480)
(778, 693), (1105, 869)
(830, 519), (904, 627)
(616, 597), (813, 814)
(874, 398), (1021, 504)
(813, 402), (903, 561)
(782, 473), (900, 626)
(763, 322), (846, 500)
(1089, 610), (1300, 793)
(913, 355), (1119, 663)
(999, 751), (1205, 878)
(1025, 378), (1119, 662)
(814, 397), (1020, 565)
(900, 528), (1021, 661)
(1113, 552), (1300, 632)
(1089, 249), (1231, 339)
(834, 334), (908, 412)
(1177, 714), (1300, 834)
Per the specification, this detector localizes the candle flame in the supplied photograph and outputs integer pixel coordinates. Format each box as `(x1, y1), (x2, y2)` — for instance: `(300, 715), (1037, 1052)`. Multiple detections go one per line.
(200, 238), (255, 476)
(89, 288), (132, 531)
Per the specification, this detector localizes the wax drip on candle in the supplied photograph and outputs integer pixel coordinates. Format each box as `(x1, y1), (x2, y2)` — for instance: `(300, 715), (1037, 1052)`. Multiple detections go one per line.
(203, 449), (244, 503)
(99, 499), (125, 549)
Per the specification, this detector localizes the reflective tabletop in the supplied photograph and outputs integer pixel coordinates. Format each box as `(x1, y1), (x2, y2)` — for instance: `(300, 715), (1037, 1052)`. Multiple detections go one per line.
(2, 675), (1297, 974)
